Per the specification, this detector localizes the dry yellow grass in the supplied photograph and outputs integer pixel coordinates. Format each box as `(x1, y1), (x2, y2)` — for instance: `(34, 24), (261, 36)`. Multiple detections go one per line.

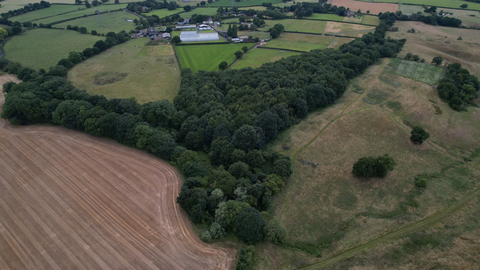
(323, 21), (375, 33)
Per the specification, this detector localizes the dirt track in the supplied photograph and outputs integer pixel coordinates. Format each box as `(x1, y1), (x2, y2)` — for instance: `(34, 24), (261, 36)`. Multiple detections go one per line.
(0, 75), (235, 269)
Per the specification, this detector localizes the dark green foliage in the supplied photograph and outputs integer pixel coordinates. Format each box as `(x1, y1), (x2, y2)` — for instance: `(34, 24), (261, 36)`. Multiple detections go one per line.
(431, 56), (443, 66)
(232, 125), (259, 152)
(219, 61), (228, 70)
(235, 246), (255, 270)
(415, 177), (427, 188)
(171, 35), (181, 44)
(176, 188), (207, 223)
(234, 51), (243, 59)
(410, 126), (430, 144)
(235, 207), (265, 243)
(182, 161), (208, 177)
(181, 177), (202, 192)
(352, 154), (396, 178)
(436, 63), (479, 111)
(228, 161), (250, 179)
(245, 150), (265, 169)
(264, 219), (286, 243)
(273, 158), (292, 178)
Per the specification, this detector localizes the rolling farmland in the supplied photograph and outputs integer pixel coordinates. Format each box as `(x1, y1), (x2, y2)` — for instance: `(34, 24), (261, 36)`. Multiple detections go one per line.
(0, 75), (235, 269)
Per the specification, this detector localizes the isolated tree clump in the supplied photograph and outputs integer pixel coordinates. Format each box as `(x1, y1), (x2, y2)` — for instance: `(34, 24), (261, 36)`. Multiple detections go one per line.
(431, 56), (443, 66)
(219, 61), (228, 70)
(410, 126), (430, 144)
(352, 154), (396, 178)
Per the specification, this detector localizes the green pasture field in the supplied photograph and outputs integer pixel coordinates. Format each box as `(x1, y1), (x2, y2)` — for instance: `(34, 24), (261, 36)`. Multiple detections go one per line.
(146, 8), (182, 18)
(55, 11), (137, 34)
(4, 28), (102, 70)
(238, 6), (268, 11)
(33, 4), (127, 25)
(69, 38), (180, 104)
(221, 18), (239, 23)
(263, 33), (335, 52)
(230, 48), (301, 69)
(182, 7), (219, 16)
(400, 4), (425, 14)
(208, 0), (283, 7)
(431, 7), (480, 28)
(387, 58), (444, 85)
(264, 19), (327, 34)
(8, 4), (86, 23)
(363, 0), (480, 11)
(238, 30), (271, 40)
(175, 43), (245, 72)
(307, 14), (344, 22)
(255, 58), (480, 269)
(361, 15), (381, 25)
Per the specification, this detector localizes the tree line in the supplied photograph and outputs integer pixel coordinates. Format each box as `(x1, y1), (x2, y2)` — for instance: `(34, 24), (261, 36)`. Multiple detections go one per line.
(379, 10), (463, 28)
(0, 1), (51, 19)
(1, 19), (404, 245)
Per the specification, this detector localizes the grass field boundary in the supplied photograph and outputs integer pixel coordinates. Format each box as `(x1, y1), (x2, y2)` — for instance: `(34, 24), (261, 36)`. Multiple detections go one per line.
(176, 41), (231, 46)
(278, 31), (361, 39)
(257, 46), (306, 53)
(172, 45), (183, 69)
(10, 4), (88, 23)
(364, 1), (480, 12)
(226, 43), (257, 69)
(47, 9), (125, 26)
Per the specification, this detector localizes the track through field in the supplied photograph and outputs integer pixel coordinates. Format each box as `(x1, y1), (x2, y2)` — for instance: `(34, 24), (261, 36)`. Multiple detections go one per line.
(0, 75), (235, 270)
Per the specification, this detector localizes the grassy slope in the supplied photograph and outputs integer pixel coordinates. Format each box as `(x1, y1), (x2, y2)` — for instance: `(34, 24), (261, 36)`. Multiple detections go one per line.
(263, 33), (336, 52)
(146, 8), (182, 18)
(69, 38), (180, 104)
(230, 48), (301, 69)
(254, 54), (480, 269)
(4, 28), (102, 70)
(8, 5), (86, 23)
(34, 4), (127, 25)
(175, 43), (245, 72)
(207, 0), (283, 7)
(55, 11), (137, 34)
(264, 19), (327, 34)
(307, 14), (345, 22)
(182, 7), (219, 16)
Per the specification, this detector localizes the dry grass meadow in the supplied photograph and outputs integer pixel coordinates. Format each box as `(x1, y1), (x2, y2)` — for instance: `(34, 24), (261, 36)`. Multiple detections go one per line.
(387, 21), (480, 77)
(69, 38), (180, 104)
(254, 56), (480, 269)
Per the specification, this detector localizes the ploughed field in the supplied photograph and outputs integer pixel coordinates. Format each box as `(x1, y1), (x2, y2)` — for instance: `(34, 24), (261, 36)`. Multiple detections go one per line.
(0, 75), (234, 269)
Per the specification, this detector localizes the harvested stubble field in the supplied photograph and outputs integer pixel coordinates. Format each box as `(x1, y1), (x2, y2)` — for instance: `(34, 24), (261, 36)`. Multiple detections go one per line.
(69, 38), (180, 103)
(331, 0), (399, 14)
(230, 48), (301, 69)
(54, 11), (137, 34)
(4, 28), (103, 70)
(0, 75), (235, 270)
(8, 4), (86, 23)
(253, 58), (480, 269)
(386, 21), (480, 77)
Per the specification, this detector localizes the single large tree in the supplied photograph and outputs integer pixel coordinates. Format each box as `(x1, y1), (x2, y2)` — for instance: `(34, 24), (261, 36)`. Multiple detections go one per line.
(235, 207), (265, 243)
(432, 56), (443, 66)
(410, 126), (430, 144)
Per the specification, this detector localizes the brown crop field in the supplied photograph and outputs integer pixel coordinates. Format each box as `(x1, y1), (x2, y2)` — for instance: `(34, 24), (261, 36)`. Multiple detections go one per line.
(331, 0), (399, 14)
(0, 75), (234, 269)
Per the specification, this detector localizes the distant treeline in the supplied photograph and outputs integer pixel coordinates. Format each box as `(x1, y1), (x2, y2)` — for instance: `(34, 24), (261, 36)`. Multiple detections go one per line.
(437, 63), (480, 111)
(380, 10), (463, 28)
(0, 1), (51, 19)
(1, 18), (405, 246)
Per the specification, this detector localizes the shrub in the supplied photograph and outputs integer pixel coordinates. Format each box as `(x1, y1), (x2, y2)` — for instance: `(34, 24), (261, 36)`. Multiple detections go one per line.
(264, 219), (286, 243)
(410, 126), (430, 144)
(415, 177), (427, 188)
(352, 154), (396, 178)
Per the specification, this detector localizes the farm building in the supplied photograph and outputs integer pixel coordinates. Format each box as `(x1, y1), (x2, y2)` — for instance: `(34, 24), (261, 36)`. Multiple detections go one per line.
(176, 25), (196, 30)
(180, 31), (219, 42)
(162, 33), (171, 39)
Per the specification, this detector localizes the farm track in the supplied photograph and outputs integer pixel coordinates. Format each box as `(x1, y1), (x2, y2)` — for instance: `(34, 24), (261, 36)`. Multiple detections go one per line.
(0, 75), (235, 270)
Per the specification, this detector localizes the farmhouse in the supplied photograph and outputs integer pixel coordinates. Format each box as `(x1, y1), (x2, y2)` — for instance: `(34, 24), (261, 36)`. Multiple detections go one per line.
(180, 31), (219, 42)
(347, 11), (355, 17)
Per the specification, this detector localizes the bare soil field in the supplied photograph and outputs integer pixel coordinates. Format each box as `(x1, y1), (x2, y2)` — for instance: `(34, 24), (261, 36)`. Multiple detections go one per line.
(331, 0), (399, 14)
(0, 75), (234, 269)
(387, 21), (480, 77)
(323, 21), (375, 33)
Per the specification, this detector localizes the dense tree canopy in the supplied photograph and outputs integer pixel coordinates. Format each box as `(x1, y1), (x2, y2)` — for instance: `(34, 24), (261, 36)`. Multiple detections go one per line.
(352, 154), (396, 178)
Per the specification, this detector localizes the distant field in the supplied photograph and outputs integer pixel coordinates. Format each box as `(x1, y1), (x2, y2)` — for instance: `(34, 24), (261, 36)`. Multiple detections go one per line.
(238, 30), (271, 40)
(331, 0), (399, 14)
(55, 11), (137, 34)
(238, 6), (268, 11)
(69, 38), (180, 103)
(308, 14), (345, 22)
(175, 43), (246, 72)
(182, 7), (219, 16)
(146, 8), (182, 18)
(4, 28), (102, 70)
(362, 0), (480, 11)
(221, 18), (239, 23)
(34, 4), (127, 25)
(387, 58), (444, 85)
(8, 5), (85, 23)
(323, 21), (375, 34)
(263, 33), (336, 52)
(231, 48), (301, 69)
(265, 19), (328, 34)
(429, 8), (480, 28)
(400, 4), (425, 14)
(208, 0), (283, 7)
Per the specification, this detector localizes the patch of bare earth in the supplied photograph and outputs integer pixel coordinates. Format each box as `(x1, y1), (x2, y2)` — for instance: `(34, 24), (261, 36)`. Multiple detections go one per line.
(0, 75), (235, 269)
(324, 21), (375, 33)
